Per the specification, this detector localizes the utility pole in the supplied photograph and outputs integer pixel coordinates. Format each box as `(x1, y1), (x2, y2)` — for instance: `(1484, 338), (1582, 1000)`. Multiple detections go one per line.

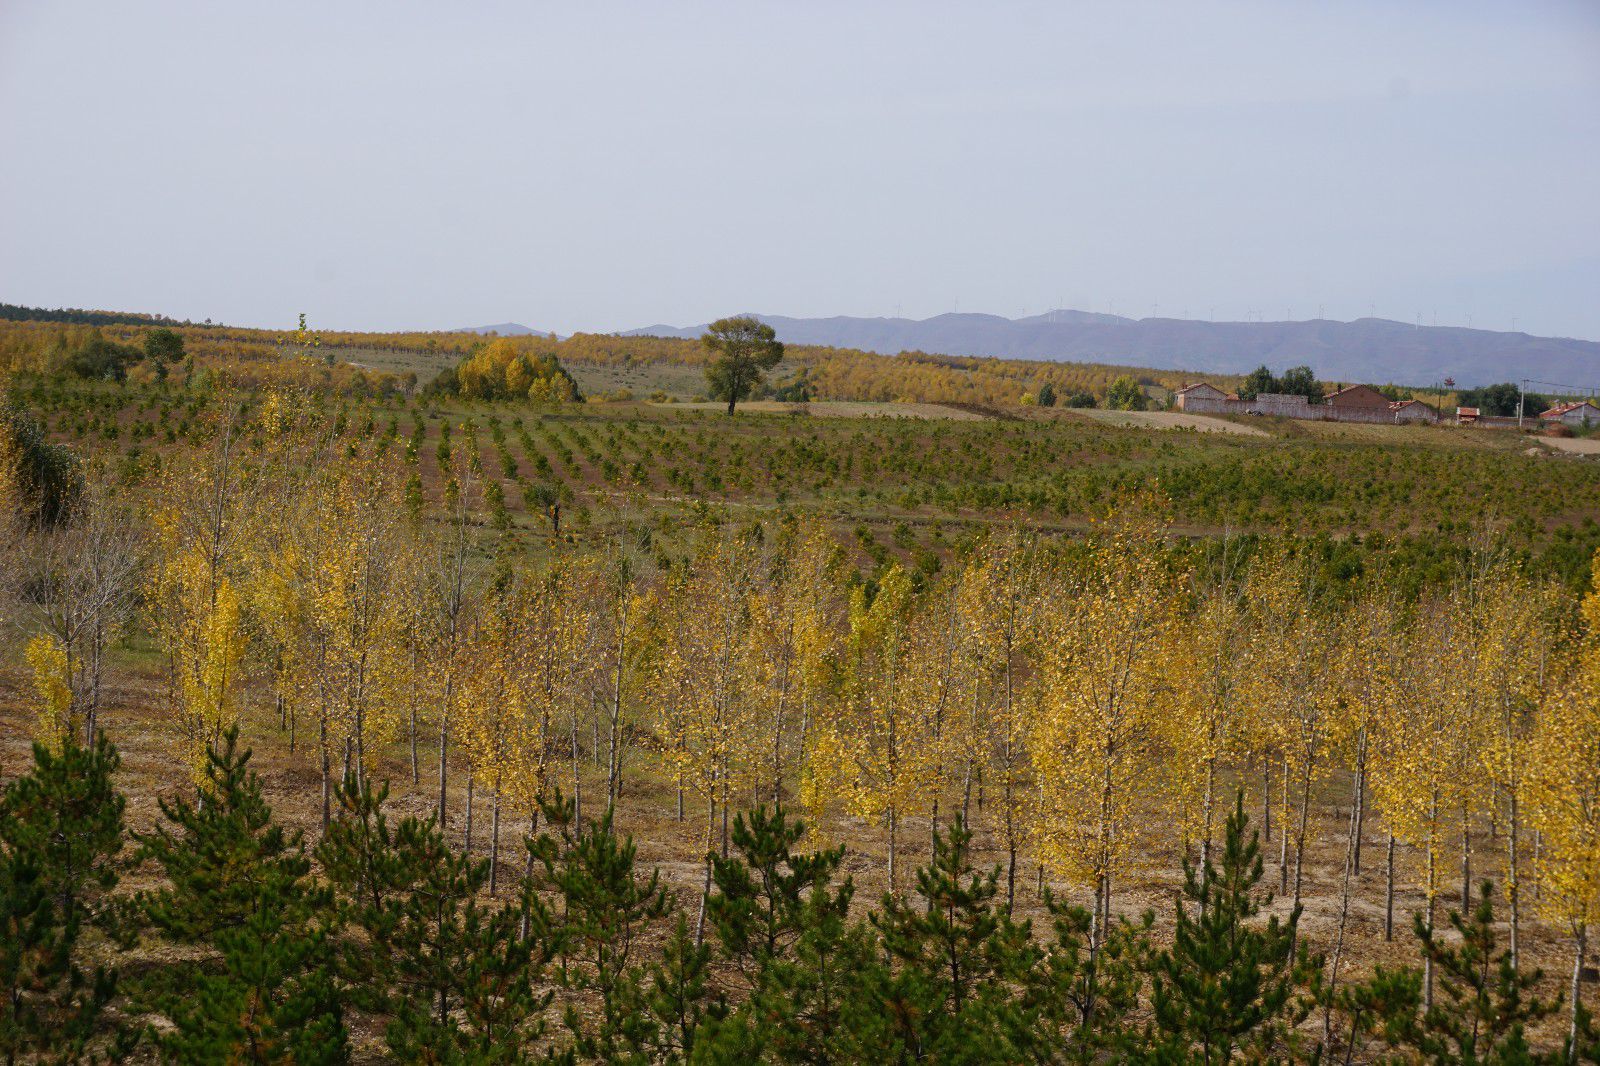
(1518, 378), (1526, 429)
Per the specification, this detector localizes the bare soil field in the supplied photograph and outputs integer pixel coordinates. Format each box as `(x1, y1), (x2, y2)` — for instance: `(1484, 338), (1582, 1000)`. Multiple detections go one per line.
(1063, 408), (1272, 436)
(1539, 435), (1600, 455)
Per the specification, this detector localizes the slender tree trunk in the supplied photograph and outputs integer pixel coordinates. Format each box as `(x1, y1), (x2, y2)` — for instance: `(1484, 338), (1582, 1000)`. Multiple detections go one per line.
(1006, 841), (1018, 914)
(720, 773), (731, 859)
(608, 616), (626, 805)
(1200, 756), (1217, 870)
(570, 709), (582, 830)
(1570, 925), (1588, 1064)
(438, 714), (450, 829)
(439, 617), (460, 828)
(887, 806), (898, 893)
(408, 641), (419, 784)
(798, 696), (810, 767)
(1534, 830), (1544, 904)
(1385, 833), (1396, 941)
(1001, 766), (1018, 913)
(489, 783), (501, 895)
(409, 699), (419, 785)
(1352, 740), (1367, 875)
(1425, 893), (1437, 1011)
(320, 718), (331, 831)
(695, 792), (716, 945)
(1262, 758), (1272, 843)
(771, 656), (789, 805)
(1424, 802), (1439, 1011)
(464, 773), (475, 857)
(1084, 868), (1107, 1032)
(1323, 788), (1362, 1041)
(1508, 791), (1521, 970)
(519, 810), (540, 940)
(1280, 758), (1291, 894)
(1290, 763), (1314, 959)
(1461, 813), (1473, 913)
(1095, 759), (1114, 949)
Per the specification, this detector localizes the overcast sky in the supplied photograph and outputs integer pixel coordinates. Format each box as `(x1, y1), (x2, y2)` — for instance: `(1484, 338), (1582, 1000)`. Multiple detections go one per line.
(2, 1), (1597, 339)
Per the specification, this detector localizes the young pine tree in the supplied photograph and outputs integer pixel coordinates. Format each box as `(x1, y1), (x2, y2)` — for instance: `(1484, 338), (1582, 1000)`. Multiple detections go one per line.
(0, 734), (129, 1063)
(869, 816), (1041, 1061)
(535, 794), (676, 1061)
(641, 913), (723, 1065)
(694, 820), (877, 1064)
(1027, 893), (1154, 1062)
(135, 727), (348, 1064)
(316, 774), (559, 1063)
(1145, 792), (1317, 1064)
(1354, 883), (1562, 1065)
(706, 804), (847, 990)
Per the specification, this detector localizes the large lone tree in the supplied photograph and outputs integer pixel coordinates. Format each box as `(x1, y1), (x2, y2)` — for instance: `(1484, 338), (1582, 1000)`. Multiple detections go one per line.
(701, 316), (784, 415)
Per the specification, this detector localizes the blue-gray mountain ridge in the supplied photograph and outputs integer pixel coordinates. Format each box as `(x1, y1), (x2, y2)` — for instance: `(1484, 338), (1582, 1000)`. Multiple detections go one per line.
(622, 311), (1599, 389)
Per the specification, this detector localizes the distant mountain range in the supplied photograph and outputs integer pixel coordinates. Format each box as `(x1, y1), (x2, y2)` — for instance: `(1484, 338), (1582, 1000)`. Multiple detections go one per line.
(453, 322), (553, 338)
(622, 311), (1600, 389)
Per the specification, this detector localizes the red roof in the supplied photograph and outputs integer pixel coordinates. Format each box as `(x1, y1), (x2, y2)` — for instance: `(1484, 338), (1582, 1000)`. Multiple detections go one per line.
(1540, 400), (1600, 419)
(1325, 384), (1390, 406)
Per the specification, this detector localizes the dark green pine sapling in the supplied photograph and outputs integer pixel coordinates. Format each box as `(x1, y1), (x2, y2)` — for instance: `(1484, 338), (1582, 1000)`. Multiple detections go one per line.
(1146, 791), (1319, 1064)
(0, 734), (130, 1063)
(136, 727), (348, 1064)
(317, 772), (560, 1063)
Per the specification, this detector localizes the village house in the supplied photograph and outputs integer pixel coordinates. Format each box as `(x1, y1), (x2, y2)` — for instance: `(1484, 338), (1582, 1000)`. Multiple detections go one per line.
(1456, 406), (1480, 425)
(1172, 380), (1460, 428)
(1325, 384), (1392, 412)
(1172, 382), (1233, 413)
(1540, 400), (1600, 428)
(1251, 392), (1313, 417)
(1389, 399), (1440, 424)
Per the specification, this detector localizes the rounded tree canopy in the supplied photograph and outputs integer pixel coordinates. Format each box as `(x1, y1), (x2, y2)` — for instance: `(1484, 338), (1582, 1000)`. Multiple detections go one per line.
(701, 316), (785, 414)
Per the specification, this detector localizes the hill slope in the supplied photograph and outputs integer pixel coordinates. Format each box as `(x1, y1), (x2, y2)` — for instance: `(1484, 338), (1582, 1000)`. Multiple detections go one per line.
(453, 322), (553, 337)
(625, 311), (1600, 388)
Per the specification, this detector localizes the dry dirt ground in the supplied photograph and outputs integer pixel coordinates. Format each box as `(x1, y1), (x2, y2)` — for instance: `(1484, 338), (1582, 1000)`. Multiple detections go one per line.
(1539, 435), (1600, 455)
(1061, 409), (1273, 437)
(0, 655), (1591, 1057)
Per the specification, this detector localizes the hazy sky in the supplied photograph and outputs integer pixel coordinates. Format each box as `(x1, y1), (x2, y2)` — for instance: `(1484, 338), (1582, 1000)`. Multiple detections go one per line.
(3, 1), (1598, 339)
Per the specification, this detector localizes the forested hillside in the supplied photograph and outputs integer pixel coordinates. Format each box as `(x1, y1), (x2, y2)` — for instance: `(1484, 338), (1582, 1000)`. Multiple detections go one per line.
(0, 312), (1231, 408)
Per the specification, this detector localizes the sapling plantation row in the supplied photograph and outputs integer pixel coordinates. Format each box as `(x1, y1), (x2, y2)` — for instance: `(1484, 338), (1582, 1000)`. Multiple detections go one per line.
(5, 378), (1600, 1061)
